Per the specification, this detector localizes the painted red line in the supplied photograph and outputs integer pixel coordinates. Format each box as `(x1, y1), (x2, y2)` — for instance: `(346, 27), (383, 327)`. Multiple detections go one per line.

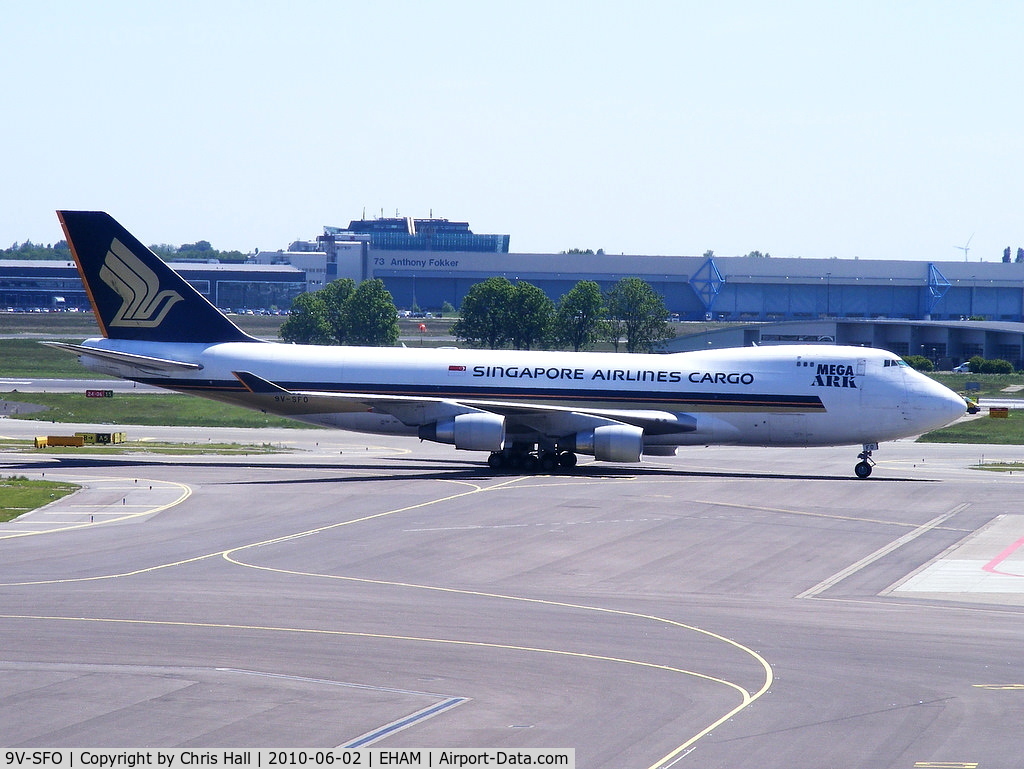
(982, 536), (1024, 576)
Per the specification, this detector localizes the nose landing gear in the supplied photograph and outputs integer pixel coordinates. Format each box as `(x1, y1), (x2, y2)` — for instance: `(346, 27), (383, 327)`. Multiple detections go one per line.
(855, 443), (878, 479)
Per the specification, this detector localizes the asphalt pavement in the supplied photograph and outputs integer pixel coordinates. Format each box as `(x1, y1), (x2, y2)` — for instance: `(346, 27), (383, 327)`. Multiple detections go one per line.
(2, 420), (1024, 767)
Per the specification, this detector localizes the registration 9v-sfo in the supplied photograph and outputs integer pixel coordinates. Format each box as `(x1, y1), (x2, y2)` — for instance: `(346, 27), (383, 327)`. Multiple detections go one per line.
(5, 753), (64, 767)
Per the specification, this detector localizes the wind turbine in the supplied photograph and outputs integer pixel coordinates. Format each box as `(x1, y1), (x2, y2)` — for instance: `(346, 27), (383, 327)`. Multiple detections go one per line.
(956, 233), (974, 262)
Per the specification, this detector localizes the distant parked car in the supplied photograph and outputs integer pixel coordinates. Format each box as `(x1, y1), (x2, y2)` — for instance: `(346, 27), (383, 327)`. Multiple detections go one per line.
(953, 362), (971, 372)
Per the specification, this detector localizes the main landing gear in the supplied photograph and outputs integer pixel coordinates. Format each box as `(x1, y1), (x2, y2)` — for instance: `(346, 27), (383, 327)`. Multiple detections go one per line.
(487, 448), (578, 473)
(854, 443), (878, 479)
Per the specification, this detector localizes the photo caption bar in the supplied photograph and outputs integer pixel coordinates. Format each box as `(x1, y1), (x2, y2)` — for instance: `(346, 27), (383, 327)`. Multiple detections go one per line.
(1, 750), (575, 769)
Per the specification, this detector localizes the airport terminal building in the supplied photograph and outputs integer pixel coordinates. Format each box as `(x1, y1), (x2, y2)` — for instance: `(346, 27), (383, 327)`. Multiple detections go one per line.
(287, 217), (1024, 325)
(10, 247), (1024, 324)
(361, 250), (1024, 324)
(0, 259), (306, 313)
(5, 214), (1024, 366)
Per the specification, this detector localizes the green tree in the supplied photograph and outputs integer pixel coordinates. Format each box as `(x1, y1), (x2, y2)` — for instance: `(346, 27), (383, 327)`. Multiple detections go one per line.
(344, 279), (400, 346)
(965, 355), (1015, 374)
(554, 280), (605, 351)
(451, 276), (516, 349)
(508, 282), (554, 350)
(280, 278), (398, 346)
(320, 278), (356, 343)
(980, 358), (1014, 374)
(280, 292), (333, 345)
(606, 277), (672, 353)
(148, 244), (178, 259)
(598, 317), (626, 353)
(179, 240), (213, 253)
(903, 354), (934, 372)
(561, 248), (605, 255)
(0, 240), (71, 260)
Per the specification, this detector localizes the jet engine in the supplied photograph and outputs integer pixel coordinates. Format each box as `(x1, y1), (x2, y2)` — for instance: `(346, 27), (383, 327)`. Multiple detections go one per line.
(573, 424), (644, 463)
(419, 412), (506, 451)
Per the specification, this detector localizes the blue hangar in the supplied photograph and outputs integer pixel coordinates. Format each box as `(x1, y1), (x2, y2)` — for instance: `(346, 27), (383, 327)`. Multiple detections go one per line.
(298, 215), (1024, 323)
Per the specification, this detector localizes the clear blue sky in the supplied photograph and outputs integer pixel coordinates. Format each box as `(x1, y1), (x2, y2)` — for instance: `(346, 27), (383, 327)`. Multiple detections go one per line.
(3, 1), (1022, 262)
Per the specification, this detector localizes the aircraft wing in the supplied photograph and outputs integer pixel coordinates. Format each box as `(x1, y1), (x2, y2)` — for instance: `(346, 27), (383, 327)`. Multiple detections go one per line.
(233, 370), (493, 423)
(459, 401), (696, 436)
(232, 371), (696, 437)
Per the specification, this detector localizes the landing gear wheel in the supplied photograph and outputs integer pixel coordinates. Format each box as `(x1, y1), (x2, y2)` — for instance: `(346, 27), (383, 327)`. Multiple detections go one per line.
(539, 453), (559, 472)
(521, 454), (539, 473)
(558, 451), (578, 469)
(854, 443), (877, 479)
(487, 452), (506, 470)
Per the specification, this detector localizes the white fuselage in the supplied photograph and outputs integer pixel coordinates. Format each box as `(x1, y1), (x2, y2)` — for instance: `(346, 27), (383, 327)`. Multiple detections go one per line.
(74, 339), (966, 451)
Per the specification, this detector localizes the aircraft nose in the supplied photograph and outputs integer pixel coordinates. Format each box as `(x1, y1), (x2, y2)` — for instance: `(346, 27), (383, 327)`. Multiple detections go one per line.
(920, 377), (968, 429)
(941, 387), (969, 423)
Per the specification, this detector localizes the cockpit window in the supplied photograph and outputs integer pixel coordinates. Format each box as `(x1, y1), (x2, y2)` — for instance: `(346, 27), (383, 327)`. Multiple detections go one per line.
(883, 359), (910, 368)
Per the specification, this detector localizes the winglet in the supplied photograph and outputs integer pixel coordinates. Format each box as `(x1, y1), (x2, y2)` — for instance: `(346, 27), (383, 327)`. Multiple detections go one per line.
(57, 210), (258, 344)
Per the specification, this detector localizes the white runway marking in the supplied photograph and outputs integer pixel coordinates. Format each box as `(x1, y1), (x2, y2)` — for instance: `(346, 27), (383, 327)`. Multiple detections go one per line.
(888, 515), (1024, 601)
(404, 517), (670, 532)
(797, 504), (969, 599)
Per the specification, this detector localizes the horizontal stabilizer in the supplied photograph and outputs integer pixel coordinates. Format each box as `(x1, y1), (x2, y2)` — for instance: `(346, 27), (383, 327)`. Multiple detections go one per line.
(41, 341), (202, 372)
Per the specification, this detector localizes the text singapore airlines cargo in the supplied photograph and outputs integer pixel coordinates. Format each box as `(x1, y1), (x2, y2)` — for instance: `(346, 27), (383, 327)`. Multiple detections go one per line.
(49, 211), (967, 478)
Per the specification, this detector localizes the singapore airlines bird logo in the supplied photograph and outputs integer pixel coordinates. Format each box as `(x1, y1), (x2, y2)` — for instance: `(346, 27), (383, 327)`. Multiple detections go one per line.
(99, 238), (183, 327)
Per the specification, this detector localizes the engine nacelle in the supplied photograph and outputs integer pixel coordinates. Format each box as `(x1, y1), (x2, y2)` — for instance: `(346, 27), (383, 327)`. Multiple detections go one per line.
(419, 412), (506, 452)
(574, 424), (644, 463)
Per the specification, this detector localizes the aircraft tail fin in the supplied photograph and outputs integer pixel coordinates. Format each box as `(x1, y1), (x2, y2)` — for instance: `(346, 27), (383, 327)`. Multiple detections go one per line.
(57, 210), (257, 343)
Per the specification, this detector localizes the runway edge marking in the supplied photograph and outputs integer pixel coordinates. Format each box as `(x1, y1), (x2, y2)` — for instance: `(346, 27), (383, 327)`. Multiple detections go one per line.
(797, 503), (970, 600)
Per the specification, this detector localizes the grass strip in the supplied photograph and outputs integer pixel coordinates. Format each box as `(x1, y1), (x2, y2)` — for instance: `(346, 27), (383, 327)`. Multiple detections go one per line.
(0, 476), (80, 523)
(928, 372), (1024, 399)
(2, 391), (314, 429)
(0, 438), (294, 455)
(974, 462), (1024, 472)
(918, 409), (1024, 445)
(0, 339), (105, 378)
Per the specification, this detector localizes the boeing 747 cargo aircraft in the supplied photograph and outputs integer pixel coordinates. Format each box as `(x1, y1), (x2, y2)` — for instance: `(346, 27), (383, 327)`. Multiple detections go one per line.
(48, 211), (967, 478)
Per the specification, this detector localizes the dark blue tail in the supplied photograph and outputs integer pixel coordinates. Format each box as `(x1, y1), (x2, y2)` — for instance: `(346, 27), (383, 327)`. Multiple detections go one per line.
(57, 211), (256, 343)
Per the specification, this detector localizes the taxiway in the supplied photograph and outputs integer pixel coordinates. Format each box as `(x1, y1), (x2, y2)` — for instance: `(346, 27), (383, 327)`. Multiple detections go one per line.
(2, 420), (1024, 768)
